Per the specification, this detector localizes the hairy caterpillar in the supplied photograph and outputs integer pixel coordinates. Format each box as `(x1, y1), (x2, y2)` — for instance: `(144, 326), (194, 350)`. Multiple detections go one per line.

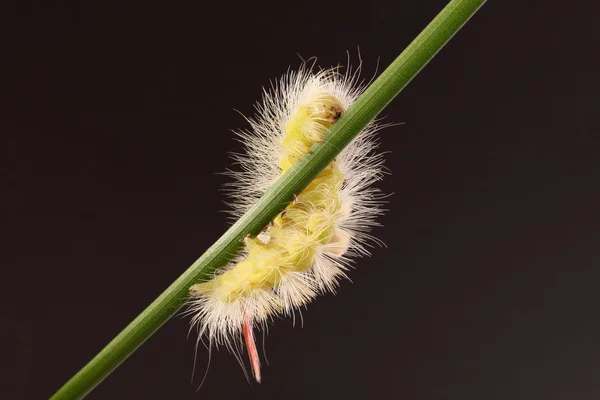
(187, 60), (388, 383)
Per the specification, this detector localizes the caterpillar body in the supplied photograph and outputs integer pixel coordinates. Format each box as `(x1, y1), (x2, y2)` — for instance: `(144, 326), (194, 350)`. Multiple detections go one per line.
(188, 61), (388, 383)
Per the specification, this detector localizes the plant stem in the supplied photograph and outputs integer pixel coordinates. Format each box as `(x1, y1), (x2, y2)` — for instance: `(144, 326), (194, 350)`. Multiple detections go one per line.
(51, 0), (487, 398)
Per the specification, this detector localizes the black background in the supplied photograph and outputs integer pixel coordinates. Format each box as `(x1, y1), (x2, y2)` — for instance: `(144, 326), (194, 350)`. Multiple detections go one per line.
(2, 0), (599, 399)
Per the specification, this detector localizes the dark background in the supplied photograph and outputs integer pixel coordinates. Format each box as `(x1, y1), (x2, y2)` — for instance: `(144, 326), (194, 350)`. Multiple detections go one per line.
(1, 0), (599, 399)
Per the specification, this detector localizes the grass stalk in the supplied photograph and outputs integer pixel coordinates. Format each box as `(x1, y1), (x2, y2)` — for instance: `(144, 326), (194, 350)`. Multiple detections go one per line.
(51, 0), (487, 398)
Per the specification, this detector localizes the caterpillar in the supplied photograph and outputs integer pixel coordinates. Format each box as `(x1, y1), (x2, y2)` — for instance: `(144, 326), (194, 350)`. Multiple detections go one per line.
(187, 60), (388, 383)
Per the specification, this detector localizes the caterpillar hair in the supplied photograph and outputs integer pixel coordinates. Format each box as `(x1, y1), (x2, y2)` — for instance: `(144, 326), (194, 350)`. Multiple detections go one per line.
(187, 58), (390, 383)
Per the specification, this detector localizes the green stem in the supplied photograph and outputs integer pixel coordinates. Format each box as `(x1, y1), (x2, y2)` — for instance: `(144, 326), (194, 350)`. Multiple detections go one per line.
(51, 0), (487, 398)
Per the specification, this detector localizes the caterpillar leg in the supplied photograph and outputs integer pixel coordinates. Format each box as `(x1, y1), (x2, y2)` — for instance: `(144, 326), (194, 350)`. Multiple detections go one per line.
(243, 314), (261, 383)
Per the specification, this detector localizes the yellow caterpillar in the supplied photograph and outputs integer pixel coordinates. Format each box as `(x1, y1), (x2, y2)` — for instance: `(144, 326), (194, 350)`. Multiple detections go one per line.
(188, 62), (388, 383)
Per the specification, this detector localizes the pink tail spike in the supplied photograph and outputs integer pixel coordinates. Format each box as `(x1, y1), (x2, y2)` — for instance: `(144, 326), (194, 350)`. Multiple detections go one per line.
(243, 315), (261, 383)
